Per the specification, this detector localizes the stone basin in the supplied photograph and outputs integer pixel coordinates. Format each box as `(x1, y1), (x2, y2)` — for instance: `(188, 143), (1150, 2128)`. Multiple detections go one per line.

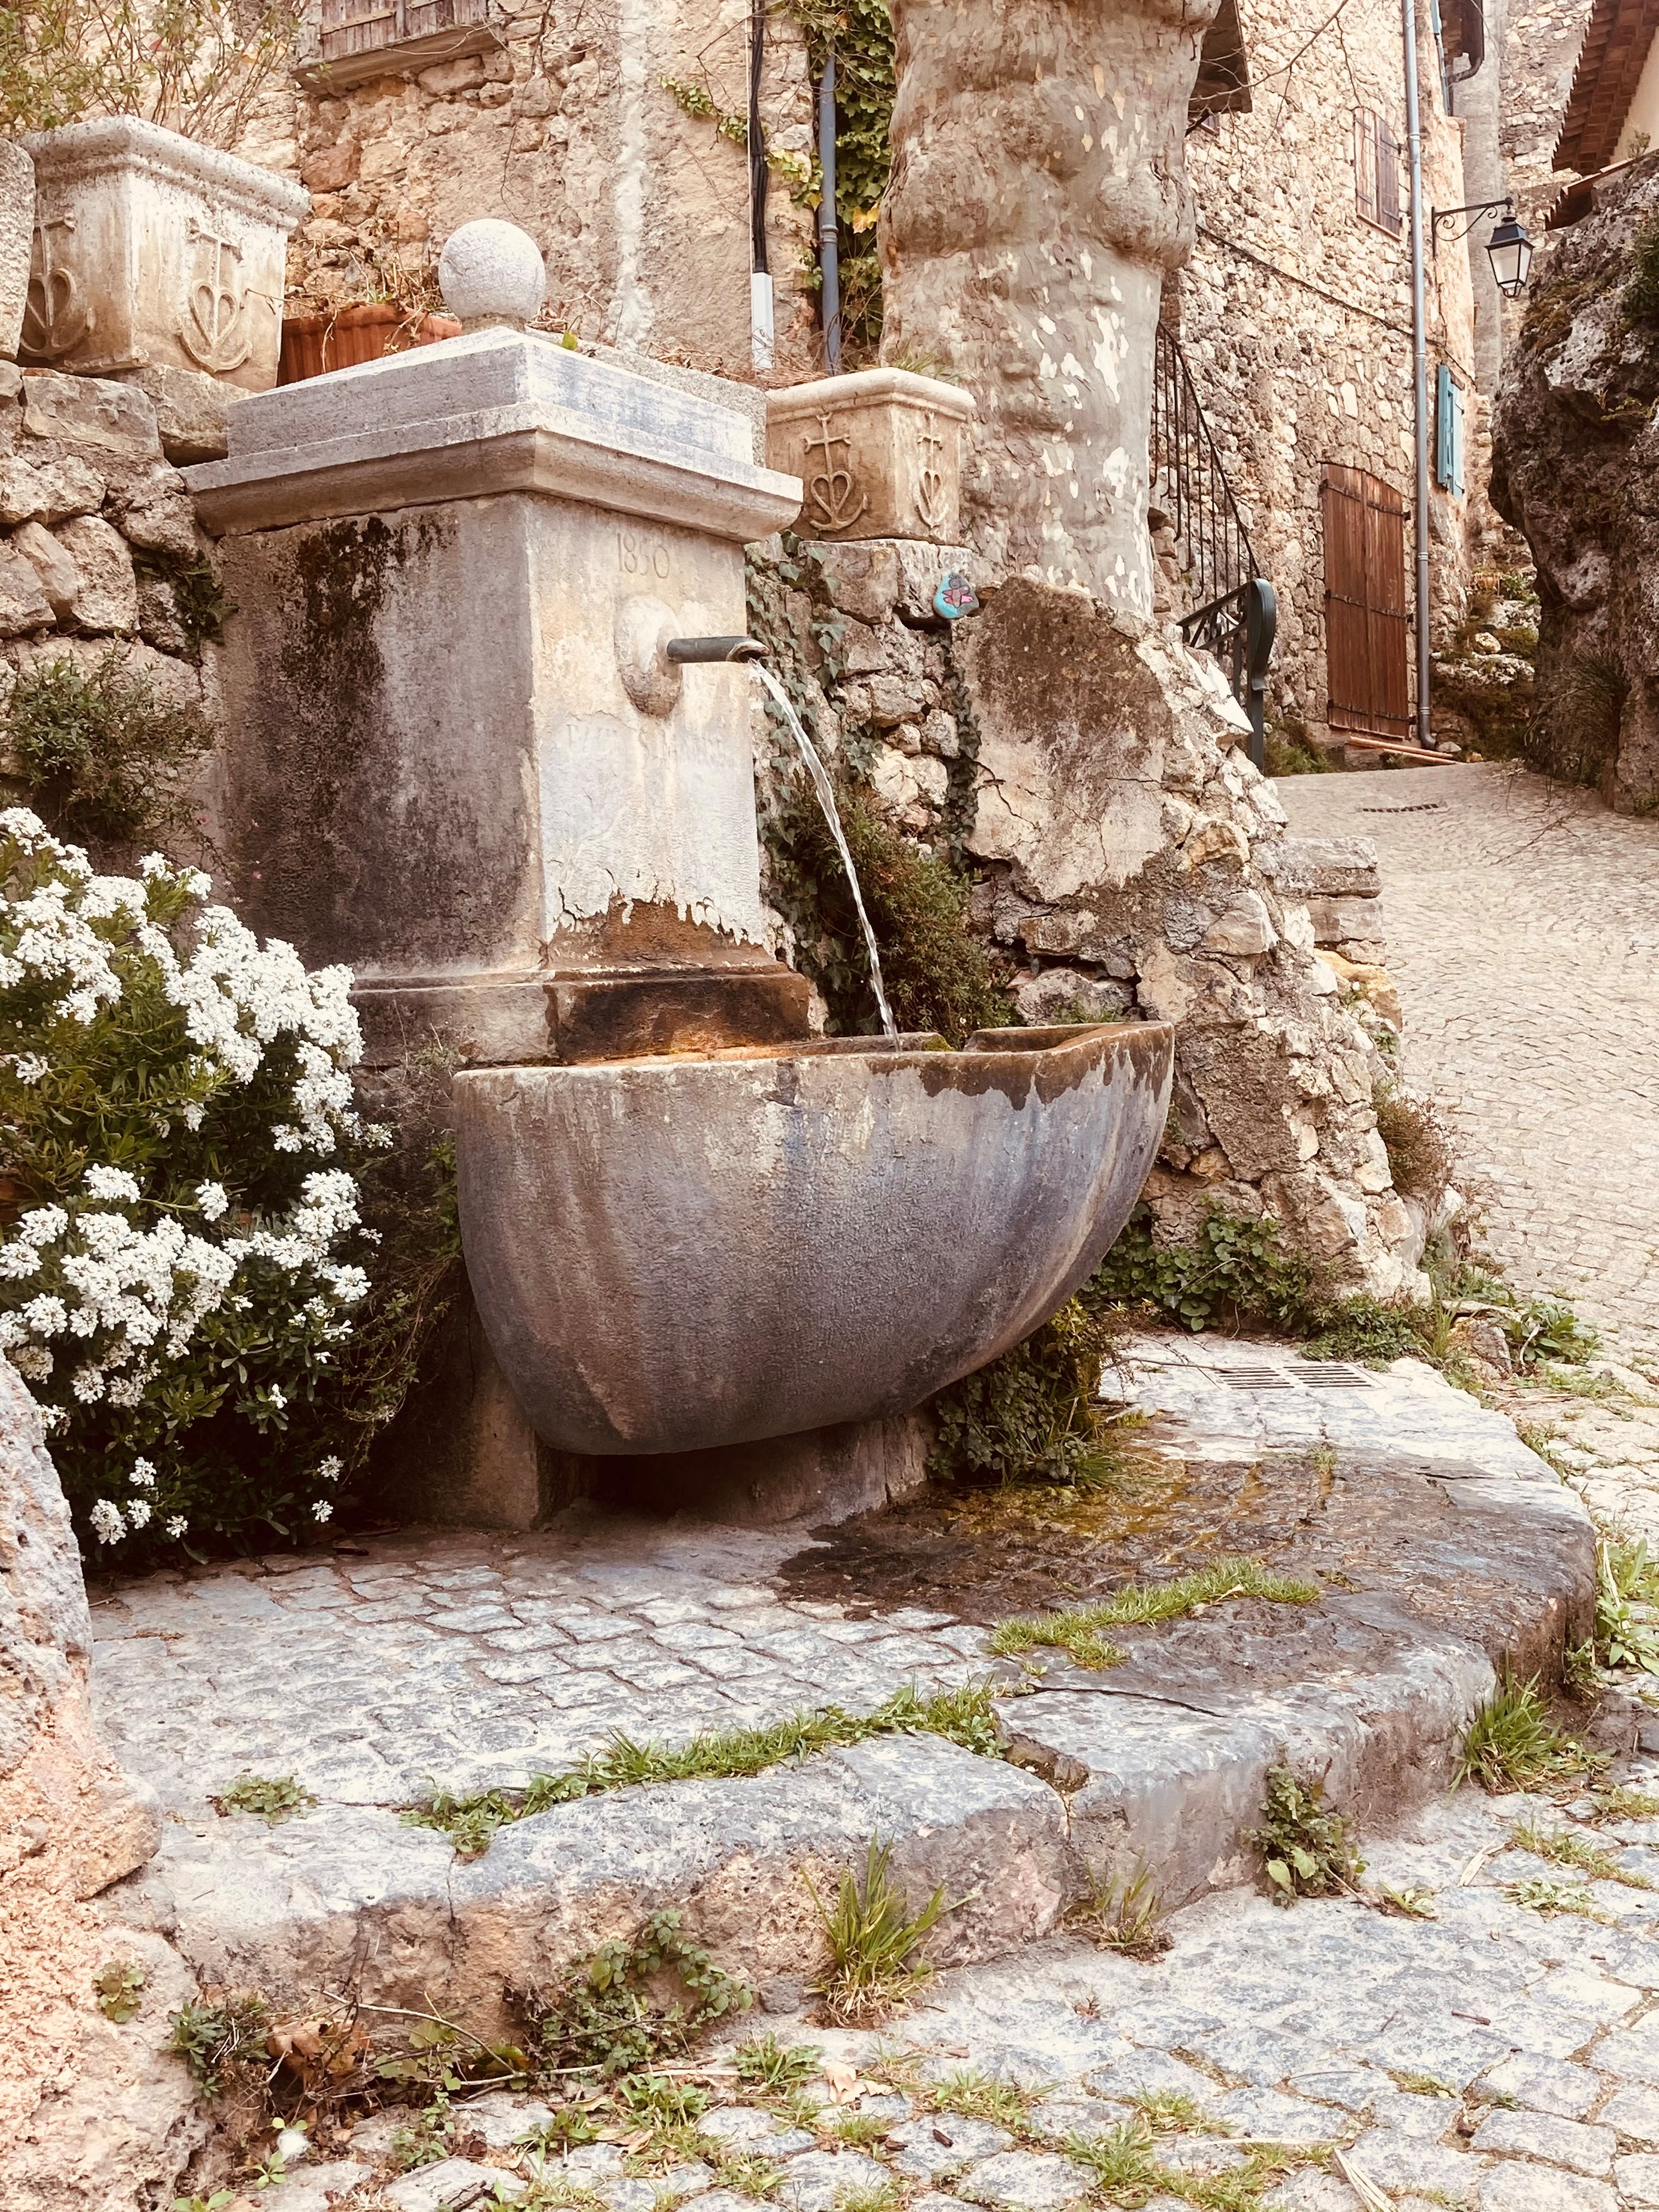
(452, 1020), (1174, 1458)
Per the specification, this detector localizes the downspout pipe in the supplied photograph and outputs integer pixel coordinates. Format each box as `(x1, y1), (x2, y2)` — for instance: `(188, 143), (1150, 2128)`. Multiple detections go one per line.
(819, 49), (841, 373)
(1403, 0), (1433, 749)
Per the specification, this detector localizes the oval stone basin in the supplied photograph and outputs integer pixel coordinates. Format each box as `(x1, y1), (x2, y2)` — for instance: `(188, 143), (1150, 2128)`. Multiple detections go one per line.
(452, 1019), (1175, 1458)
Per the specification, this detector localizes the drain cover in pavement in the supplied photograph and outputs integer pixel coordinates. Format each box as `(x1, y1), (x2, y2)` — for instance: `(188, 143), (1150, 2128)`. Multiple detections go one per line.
(1355, 801), (1448, 814)
(1215, 1368), (1296, 1390)
(1288, 1361), (1374, 1388)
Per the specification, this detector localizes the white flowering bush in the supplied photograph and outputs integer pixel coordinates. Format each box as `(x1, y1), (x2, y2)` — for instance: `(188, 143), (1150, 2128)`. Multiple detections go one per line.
(0, 809), (386, 1554)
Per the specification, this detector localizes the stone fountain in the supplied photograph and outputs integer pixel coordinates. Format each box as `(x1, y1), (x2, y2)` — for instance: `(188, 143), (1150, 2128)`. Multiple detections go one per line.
(187, 222), (1174, 1527)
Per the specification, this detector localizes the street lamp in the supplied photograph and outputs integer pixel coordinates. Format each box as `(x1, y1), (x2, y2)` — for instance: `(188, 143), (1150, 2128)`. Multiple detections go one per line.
(1430, 197), (1534, 296)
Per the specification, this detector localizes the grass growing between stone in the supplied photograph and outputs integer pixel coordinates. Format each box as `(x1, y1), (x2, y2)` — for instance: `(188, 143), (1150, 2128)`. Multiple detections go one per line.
(406, 1681), (1007, 1857)
(1459, 1677), (1596, 1792)
(1073, 1864), (1172, 1959)
(988, 1557), (1320, 1671)
(208, 1773), (317, 1822)
(1510, 1815), (1656, 1888)
(808, 1837), (949, 2025)
(1245, 1764), (1366, 1907)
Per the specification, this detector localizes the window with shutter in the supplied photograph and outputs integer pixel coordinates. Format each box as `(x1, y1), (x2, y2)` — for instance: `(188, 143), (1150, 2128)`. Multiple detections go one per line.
(1354, 109), (1403, 238)
(1436, 365), (1465, 494)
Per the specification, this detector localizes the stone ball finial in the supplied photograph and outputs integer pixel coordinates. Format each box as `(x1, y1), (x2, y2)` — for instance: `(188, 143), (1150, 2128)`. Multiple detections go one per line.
(438, 219), (546, 332)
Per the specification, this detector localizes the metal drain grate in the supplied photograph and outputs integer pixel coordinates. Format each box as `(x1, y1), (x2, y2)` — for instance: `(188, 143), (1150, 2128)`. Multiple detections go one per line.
(1287, 1361), (1374, 1388)
(1355, 801), (1447, 814)
(1215, 1367), (1297, 1390)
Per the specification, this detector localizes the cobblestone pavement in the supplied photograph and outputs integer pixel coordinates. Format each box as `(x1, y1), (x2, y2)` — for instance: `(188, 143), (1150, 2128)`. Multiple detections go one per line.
(1276, 763), (1659, 1365)
(268, 1748), (1659, 2212)
(89, 1514), (989, 1812)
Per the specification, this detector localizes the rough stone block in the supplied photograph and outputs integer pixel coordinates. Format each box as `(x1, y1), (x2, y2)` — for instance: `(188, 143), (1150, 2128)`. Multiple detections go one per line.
(113, 362), (230, 464)
(384, 2157), (526, 2210)
(1264, 835), (1381, 899)
(19, 119), (307, 391)
(53, 511), (138, 631)
(0, 448), (104, 524)
(0, 139), (32, 362)
(0, 538), (53, 635)
(769, 369), (975, 544)
(1471, 2108), (1615, 2175)
(1306, 893), (1384, 944)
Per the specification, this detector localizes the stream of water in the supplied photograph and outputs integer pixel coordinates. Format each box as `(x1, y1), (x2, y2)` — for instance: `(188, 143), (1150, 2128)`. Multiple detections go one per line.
(754, 663), (898, 1040)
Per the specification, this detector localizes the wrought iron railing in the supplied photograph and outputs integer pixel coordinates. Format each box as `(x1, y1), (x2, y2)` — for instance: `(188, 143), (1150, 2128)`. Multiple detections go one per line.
(1151, 322), (1277, 765)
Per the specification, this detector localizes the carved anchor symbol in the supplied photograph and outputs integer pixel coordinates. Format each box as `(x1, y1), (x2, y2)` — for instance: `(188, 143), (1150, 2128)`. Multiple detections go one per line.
(180, 218), (251, 374)
(20, 213), (92, 363)
(914, 410), (948, 534)
(802, 413), (870, 534)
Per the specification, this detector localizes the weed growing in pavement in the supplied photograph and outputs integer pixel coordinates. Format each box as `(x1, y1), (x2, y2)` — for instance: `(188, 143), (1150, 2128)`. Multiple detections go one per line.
(1594, 1536), (1659, 1674)
(518, 1910), (751, 2077)
(833, 2114), (896, 2148)
(1130, 2091), (1213, 2133)
(1073, 1864), (1172, 1960)
(735, 2032), (821, 2092)
(1394, 2073), (1455, 2097)
(173, 2196), (235, 2212)
(1504, 1875), (1612, 1922)
(836, 2188), (904, 2212)
(809, 1837), (949, 2024)
(94, 1959), (146, 2021)
(209, 1774), (317, 1823)
(1459, 1678), (1595, 1791)
(408, 1681), (1007, 1857)
(988, 1557), (1319, 1672)
(708, 2149), (786, 2198)
(1375, 1885), (1438, 1920)
(1246, 1764), (1365, 1906)
(1510, 1816), (1654, 1888)
(515, 2106), (602, 2154)
(930, 2068), (1035, 2128)
(1590, 1784), (1659, 1822)
(619, 2074), (710, 2126)
(1065, 2117), (1163, 2199)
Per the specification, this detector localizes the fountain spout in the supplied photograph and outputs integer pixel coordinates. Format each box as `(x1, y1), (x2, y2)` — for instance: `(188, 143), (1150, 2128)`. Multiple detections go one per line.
(666, 635), (769, 662)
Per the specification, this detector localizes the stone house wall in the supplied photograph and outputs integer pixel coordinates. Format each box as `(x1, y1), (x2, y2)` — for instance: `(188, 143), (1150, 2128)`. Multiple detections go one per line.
(230, 0), (823, 383)
(1172, 0), (1479, 749)
(0, 368), (218, 774)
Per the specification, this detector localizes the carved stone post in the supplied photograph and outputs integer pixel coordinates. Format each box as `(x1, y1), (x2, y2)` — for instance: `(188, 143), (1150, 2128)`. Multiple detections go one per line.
(881, 0), (1219, 613)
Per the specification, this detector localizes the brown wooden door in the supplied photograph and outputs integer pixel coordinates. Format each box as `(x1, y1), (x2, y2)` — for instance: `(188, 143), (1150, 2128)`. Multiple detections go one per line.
(1322, 464), (1410, 742)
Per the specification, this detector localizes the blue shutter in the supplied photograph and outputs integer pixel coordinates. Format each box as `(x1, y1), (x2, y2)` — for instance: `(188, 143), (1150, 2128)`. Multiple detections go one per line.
(1436, 364), (1464, 493)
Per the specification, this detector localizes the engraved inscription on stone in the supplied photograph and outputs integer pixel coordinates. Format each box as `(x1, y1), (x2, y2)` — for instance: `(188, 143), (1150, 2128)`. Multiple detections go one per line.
(802, 413), (870, 535)
(20, 213), (91, 363)
(179, 217), (252, 375)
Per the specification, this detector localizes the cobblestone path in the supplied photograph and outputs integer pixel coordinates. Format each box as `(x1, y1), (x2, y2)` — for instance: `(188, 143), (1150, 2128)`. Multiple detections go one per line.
(272, 1748), (1659, 2212)
(1276, 764), (1659, 1364)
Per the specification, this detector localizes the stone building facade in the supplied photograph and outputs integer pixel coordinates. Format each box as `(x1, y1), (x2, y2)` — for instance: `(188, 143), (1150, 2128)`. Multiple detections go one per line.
(1169, 0), (1479, 752)
(232, 0), (825, 383)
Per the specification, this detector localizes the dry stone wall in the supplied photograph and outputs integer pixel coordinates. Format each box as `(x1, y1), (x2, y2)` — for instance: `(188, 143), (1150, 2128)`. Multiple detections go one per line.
(1176, 0), (1478, 748)
(0, 368), (219, 781)
(230, 0), (822, 382)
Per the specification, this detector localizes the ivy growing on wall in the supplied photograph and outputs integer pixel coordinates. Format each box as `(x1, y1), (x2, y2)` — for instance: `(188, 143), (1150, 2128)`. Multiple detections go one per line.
(659, 0), (896, 354)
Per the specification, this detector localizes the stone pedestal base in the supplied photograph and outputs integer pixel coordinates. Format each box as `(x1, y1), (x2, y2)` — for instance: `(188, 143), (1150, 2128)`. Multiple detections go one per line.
(399, 1285), (930, 1532)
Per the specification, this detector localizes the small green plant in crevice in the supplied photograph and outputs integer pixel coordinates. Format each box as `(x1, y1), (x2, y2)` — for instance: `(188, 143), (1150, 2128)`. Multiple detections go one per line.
(1129, 2090), (1212, 2134)
(1073, 1864), (1172, 1960)
(1626, 210), (1659, 321)
(131, 545), (235, 658)
(832, 2113), (893, 2148)
(518, 1910), (751, 2078)
(833, 2187), (903, 2212)
(1393, 2072), (1455, 2098)
(1246, 1764), (1365, 1908)
(764, 774), (1012, 1046)
(209, 1773), (317, 1822)
(619, 2073), (710, 2127)
(406, 1679), (1006, 1856)
(1503, 1874), (1610, 1922)
(1459, 1677), (1594, 1792)
(1089, 1203), (1317, 1337)
(1063, 2117), (1163, 2202)
(167, 1991), (271, 2099)
(389, 2094), (454, 2170)
(4, 650), (217, 853)
(1533, 647), (1630, 788)
(929, 2067), (1034, 2129)
(989, 1557), (1319, 1673)
(1375, 1884), (1437, 1920)
(808, 1837), (949, 2025)
(928, 1295), (1125, 1488)
(1591, 1784), (1659, 1823)
(1594, 1534), (1659, 1674)
(1511, 1814), (1654, 1888)
(94, 1957), (146, 2021)
(173, 2195), (236, 2212)
(735, 2030), (821, 2093)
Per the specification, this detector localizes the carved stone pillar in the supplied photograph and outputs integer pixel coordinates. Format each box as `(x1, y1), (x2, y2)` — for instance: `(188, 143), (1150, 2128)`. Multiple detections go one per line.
(881, 0), (1218, 613)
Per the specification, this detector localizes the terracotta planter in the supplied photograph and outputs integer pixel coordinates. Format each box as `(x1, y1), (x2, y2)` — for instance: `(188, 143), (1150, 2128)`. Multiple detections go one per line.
(278, 302), (461, 385)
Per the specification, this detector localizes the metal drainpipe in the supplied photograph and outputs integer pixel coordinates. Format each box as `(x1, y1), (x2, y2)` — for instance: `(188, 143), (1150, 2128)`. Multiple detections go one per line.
(748, 0), (773, 370)
(1403, 0), (1433, 749)
(819, 49), (841, 373)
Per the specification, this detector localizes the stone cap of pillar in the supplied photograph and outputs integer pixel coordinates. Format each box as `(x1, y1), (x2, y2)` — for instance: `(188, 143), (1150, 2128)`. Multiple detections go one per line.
(21, 116), (311, 229)
(184, 327), (804, 540)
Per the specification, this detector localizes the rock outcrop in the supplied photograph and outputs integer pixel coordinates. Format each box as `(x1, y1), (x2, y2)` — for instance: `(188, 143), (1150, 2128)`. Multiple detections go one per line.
(1491, 156), (1659, 811)
(0, 1356), (204, 2207)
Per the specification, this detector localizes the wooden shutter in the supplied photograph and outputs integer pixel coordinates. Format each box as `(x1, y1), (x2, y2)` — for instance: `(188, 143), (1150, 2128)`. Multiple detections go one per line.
(1355, 110), (1378, 225)
(1377, 117), (1401, 235)
(1322, 464), (1411, 742)
(1435, 365), (1465, 493)
(1354, 110), (1402, 236)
